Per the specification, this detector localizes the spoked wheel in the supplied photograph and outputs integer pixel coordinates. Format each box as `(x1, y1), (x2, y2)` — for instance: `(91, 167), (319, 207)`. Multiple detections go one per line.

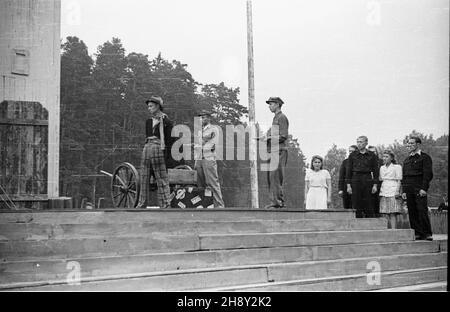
(111, 162), (141, 208)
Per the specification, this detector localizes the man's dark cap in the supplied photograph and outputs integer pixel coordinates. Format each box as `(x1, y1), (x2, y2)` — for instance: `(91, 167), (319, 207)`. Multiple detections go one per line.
(266, 97), (284, 105)
(145, 96), (164, 106)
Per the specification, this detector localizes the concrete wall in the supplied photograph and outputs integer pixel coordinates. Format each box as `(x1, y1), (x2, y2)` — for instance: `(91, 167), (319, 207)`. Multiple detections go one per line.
(0, 0), (61, 197)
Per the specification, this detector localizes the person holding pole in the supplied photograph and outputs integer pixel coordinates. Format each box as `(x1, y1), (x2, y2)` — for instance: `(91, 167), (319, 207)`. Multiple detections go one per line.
(261, 97), (289, 209)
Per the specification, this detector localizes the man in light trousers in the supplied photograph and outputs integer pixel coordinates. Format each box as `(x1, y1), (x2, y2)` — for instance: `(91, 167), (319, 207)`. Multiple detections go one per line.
(194, 110), (225, 208)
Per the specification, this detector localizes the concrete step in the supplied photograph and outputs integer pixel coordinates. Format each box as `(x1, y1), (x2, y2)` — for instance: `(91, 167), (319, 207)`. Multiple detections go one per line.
(0, 218), (387, 241)
(0, 240), (444, 285)
(202, 267), (447, 292)
(0, 234), (200, 260)
(265, 252), (446, 284)
(0, 228), (415, 260)
(0, 209), (355, 225)
(372, 281), (447, 292)
(199, 229), (415, 250)
(2, 252), (446, 291)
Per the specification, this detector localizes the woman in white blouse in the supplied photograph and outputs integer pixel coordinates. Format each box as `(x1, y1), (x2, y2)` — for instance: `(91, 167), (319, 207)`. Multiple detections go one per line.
(379, 150), (403, 228)
(305, 155), (332, 210)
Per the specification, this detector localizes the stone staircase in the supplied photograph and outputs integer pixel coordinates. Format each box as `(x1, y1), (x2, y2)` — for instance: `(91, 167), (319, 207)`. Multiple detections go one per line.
(0, 209), (447, 291)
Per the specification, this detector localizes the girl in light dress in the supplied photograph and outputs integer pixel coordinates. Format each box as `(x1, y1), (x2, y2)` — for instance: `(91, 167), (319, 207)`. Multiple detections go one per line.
(379, 150), (403, 229)
(305, 155), (332, 210)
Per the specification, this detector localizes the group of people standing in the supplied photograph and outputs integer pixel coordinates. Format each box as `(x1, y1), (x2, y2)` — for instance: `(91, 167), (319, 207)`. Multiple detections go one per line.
(136, 96), (226, 210)
(137, 95), (435, 241)
(336, 135), (434, 240)
(136, 95), (289, 211)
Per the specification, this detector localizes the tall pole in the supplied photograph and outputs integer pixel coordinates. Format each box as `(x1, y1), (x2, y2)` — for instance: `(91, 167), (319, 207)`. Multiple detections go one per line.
(247, 0), (259, 208)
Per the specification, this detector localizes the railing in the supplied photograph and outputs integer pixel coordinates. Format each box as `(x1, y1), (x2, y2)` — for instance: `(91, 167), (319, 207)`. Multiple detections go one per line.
(395, 209), (448, 234)
(429, 209), (448, 234)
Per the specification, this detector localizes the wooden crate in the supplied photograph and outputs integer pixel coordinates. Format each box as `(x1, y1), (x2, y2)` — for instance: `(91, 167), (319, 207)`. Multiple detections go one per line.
(150, 169), (197, 185)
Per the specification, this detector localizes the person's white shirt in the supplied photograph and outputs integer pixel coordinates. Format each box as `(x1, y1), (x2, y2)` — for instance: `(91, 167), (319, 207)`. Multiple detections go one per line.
(379, 163), (402, 197)
(305, 169), (331, 188)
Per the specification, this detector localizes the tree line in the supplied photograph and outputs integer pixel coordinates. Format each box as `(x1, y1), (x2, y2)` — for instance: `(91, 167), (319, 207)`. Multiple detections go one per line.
(59, 36), (306, 207)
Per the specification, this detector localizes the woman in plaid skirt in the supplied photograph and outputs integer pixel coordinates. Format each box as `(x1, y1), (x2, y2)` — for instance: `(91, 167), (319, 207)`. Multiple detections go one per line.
(137, 96), (173, 209)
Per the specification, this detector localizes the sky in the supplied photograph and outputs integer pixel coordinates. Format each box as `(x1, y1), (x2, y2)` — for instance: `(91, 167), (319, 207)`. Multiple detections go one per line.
(61, 0), (449, 160)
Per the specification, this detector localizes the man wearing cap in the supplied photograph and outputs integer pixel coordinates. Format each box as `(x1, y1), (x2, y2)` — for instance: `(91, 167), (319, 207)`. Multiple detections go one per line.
(262, 97), (289, 209)
(194, 110), (225, 208)
(401, 136), (434, 241)
(137, 96), (174, 209)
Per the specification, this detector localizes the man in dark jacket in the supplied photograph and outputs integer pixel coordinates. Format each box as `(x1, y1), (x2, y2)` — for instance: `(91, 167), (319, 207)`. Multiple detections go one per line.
(338, 145), (357, 209)
(368, 145), (383, 216)
(346, 136), (379, 218)
(401, 136), (434, 241)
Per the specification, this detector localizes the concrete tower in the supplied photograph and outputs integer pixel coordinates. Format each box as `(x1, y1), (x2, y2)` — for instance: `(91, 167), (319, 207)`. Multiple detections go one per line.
(0, 0), (61, 201)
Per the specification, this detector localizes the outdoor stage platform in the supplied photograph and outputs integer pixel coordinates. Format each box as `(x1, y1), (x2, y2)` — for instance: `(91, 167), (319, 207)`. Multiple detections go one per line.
(0, 209), (447, 291)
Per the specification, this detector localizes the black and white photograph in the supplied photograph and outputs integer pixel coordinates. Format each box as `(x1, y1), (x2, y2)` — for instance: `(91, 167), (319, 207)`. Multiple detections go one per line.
(0, 0), (448, 295)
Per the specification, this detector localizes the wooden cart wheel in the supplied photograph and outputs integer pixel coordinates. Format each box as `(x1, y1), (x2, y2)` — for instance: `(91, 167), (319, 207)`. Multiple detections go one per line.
(111, 162), (141, 208)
